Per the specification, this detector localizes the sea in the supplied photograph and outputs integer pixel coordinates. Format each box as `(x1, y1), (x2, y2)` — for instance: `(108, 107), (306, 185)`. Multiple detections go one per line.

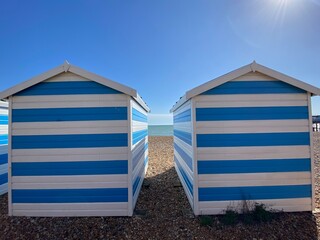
(148, 125), (173, 136)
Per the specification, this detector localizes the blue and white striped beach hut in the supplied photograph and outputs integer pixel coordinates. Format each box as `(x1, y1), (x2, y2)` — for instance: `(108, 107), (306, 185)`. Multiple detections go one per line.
(0, 100), (8, 195)
(0, 61), (149, 216)
(171, 62), (320, 215)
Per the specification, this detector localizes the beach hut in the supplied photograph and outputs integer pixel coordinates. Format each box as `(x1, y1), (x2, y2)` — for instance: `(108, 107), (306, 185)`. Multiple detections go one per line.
(0, 100), (8, 195)
(170, 62), (320, 215)
(0, 61), (149, 217)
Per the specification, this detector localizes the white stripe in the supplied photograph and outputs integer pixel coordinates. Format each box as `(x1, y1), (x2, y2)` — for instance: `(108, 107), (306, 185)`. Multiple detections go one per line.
(196, 119), (309, 134)
(232, 72), (277, 81)
(12, 147), (128, 162)
(195, 93), (307, 108)
(0, 129), (8, 135)
(174, 122), (192, 133)
(198, 172), (311, 181)
(199, 198), (311, 215)
(199, 173), (311, 187)
(12, 120), (128, 135)
(132, 120), (147, 127)
(174, 163), (193, 209)
(174, 136), (193, 158)
(44, 72), (90, 82)
(14, 202), (128, 211)
(12, 175), (128, 189)
(0, 125), (8, 131)
(132, 125), (147, 133)
(12, 210), (129, 217)
(0, 109), (8, 115)
(0, 101), (8, 108)
(0, 163), (8, 175)
(174, 150), (193, 178)
(197, 146), (310, 160)
(12, 94), (128, 109)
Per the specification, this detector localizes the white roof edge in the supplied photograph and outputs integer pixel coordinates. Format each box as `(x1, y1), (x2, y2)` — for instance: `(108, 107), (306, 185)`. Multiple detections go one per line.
(0, 62), (150, 111)
(0, 63), (65, 100)
(170, 94), (187, 112)
(252, 63), (320, 96)
(133, 93), (151, 113)
(171, 61), (320, 112)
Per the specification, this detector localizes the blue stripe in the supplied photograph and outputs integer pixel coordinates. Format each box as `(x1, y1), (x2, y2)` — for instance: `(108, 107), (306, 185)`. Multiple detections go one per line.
(0, 173), (8, 185)
(132, 129), (148, 145)
(196, 106), (308, 121)
(199, 185), (311, 201)
(12, 160), (128, 176)
(15, 81), (122, 96)
(144, 156), (148, 165)
(0, 154), (8, 165)
(0, 134), (8, 145)
(133, 163), (145, 197)
(174, 142), (193, 171)
(12, 133), (128, 149)
(197, 132), (310, 147)
(0, 115), (8, 124)
(201, 81), (306, 95)
(198, 158), (311, 174)
(132, 143), (148, 170)
(12, 188), (128, 203)
(132, 108), (147, 122)
(174, 109), (191, 123)
(12, 107), (127, 122)
(173, 130), (192, 145)
(175, 156), (193, 196)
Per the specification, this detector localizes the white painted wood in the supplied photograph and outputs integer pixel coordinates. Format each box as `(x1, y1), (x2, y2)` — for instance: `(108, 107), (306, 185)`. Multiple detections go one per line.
(199, 177), (311, 188)
(132, 124), (148, 133)
(307, 92), (315, 211)
(232, 71), (276, 81)
(197, 146), (310, 161)
(0, 62), (150, 112)
(0, 101), (8, 108)
(171, 62), (320, 111)
(14, 202), (128, 210)
(198, 172), (311, 181)
(191, 98), (199, 215)
(12, 121), (128, 135)
(12, 180), (128, 189)
(0, 109), (8, 115)
(44, 72), (90, 82)
(12, 209), (129, 217)
(8, 96), (12, 215)
(195, 93), (308, 108)
(13, 94), (128, 103)
(196, 119), (309, 134)
(12, 147), (128, 162)
(13, 174), (127, 183)
(127, 98), (133, 216)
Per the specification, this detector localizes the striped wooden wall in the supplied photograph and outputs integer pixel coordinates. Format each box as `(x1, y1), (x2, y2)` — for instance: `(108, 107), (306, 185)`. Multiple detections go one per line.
(173, 100), (194, 208)
(10, 72), (130, 216)
(194, 72), (312, 214)
(131, 99), (148, 210)
(0, 101), (8, 195)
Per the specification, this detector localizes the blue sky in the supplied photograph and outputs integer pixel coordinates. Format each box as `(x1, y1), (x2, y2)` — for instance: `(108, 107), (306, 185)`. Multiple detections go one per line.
(0, 0), (319, 125)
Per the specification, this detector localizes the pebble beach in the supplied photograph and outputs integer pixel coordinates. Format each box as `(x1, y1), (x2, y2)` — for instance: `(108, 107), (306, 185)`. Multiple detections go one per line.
(0, 134), (320, 239)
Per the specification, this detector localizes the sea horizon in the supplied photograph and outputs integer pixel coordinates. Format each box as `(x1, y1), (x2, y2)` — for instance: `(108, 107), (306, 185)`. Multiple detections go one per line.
(148, 125), (173, 136)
